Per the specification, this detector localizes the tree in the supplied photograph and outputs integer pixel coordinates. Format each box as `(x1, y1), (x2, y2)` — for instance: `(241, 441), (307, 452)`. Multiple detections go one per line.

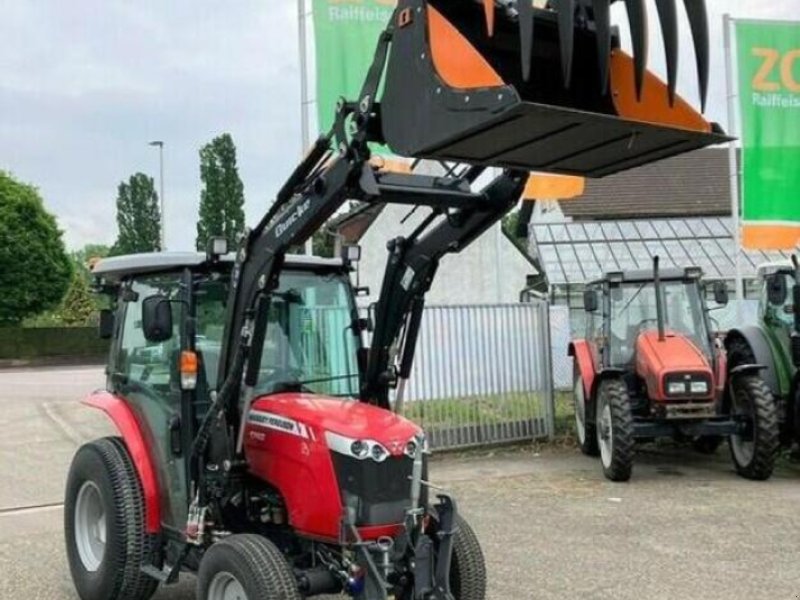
(72, 243), (110, 280)
(196, 133), (245, 251)
(59, 271), (96, 326)
(0, 171), (72, 325)
(112, 173), (161, 255)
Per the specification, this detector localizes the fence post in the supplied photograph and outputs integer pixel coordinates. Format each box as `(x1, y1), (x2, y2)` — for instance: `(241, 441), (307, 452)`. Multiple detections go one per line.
(542, 301), (556, 439)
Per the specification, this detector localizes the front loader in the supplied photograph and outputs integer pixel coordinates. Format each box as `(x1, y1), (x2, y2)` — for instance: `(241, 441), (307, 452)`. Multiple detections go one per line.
(65, 2), (727, 599)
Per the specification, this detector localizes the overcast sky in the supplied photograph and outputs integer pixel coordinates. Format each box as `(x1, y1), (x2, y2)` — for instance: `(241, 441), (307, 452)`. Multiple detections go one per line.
(1, 1), (796, 251)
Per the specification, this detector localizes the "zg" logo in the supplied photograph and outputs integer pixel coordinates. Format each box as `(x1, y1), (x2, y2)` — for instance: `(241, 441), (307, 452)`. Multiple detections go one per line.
(752, 48), (800, 92)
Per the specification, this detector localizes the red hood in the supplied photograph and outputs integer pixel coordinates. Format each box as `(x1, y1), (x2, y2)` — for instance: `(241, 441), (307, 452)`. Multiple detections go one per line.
(636, 329), (710, 372)
(250, 393), (421, 456)
(635, 329), (713, 401)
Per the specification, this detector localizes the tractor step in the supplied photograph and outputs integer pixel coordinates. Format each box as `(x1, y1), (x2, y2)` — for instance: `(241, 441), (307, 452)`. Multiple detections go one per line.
(141, 564), (179, 585)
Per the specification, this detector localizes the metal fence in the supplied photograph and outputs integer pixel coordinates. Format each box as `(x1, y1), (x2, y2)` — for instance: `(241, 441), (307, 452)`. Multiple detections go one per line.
(395, 301), (554, 450)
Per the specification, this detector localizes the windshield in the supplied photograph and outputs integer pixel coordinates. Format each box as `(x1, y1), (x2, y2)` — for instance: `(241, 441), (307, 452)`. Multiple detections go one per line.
(256, 271), (360, 398)
(192, 270), (359, 398)
(763, 272), (795, 329)
(608, 279), (709, 365)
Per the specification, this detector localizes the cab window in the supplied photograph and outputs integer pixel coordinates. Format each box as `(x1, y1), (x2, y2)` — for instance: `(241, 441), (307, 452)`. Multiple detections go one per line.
(116, 275), (182, 391)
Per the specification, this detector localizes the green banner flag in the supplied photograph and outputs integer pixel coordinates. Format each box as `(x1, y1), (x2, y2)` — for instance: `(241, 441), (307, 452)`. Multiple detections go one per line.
(311, 0), (395, 136)
(735, 20), (800, 249)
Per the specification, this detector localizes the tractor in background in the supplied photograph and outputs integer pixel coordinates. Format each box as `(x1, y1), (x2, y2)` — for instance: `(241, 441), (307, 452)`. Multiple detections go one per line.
(725, 257), (800, 448)
(570, 258), (778, 482)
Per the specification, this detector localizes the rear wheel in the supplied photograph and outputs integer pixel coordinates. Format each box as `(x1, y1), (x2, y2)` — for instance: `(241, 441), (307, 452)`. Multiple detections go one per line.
(65, 437), (160, 600)
(596, 379), (634, 482)
(197, 534), (301, 600)
(729, 374), (779, 480)
(573, 367), (599, 456)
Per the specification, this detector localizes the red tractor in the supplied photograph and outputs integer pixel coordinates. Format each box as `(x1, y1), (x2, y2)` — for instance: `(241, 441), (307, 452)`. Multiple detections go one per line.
(64, 1), (725, 598)
(570, 259), (779, 482)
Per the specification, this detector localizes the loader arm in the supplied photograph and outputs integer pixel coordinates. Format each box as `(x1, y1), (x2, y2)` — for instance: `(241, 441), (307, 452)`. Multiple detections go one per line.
(196, 0), (726, 490)
(362, 169), (528, 409)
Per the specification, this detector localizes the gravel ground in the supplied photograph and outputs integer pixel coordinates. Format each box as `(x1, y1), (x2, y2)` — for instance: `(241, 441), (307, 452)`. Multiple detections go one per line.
(2, 366), (800, 600)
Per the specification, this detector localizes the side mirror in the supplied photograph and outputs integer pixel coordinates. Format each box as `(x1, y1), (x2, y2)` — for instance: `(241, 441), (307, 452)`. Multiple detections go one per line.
(99, 309), (115, 340)
(142, 295), (173, 343)
(583, 290), (599, 313)
(767, 274), (788, 306)
(713, 281), (729, 306)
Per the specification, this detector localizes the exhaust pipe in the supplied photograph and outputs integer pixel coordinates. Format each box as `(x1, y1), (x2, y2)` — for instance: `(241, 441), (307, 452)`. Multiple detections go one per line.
(654, 255), (666, 341)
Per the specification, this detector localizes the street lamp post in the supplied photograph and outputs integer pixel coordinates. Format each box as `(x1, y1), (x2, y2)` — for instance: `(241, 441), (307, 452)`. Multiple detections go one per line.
(149, 141), (166, 251)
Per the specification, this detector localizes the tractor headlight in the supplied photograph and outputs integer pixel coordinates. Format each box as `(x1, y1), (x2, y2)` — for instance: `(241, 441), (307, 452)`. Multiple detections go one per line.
(350, 440), (369, 459)
(370, 443), (388, 462)
(690, 381), (709, 394)
(667, 381), (687, 395)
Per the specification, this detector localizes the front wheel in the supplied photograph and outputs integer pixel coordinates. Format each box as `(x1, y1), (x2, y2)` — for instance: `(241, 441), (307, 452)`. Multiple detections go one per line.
(573, 367), (599, 456)
(729, 374), (779, 480)
(197, 534), (302, 600)
(596, 379), (634, 482)
(449, 514), (487, 600)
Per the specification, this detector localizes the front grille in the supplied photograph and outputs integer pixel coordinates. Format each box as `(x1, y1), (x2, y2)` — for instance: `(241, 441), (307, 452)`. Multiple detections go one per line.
(331, 453), (414, 526)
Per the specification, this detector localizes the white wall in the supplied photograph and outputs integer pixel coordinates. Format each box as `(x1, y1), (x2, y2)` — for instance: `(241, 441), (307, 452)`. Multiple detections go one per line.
(353, 203), (536, 307)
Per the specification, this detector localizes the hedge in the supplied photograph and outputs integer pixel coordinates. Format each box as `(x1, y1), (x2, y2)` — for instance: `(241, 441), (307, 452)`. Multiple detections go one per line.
(0, 327), (109, 360)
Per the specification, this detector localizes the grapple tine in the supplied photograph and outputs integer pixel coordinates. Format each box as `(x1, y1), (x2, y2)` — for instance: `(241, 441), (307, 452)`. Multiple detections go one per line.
(483, 0), (496, 37)
(654, 0), (679, 106)
(683, 0), (710, 111)
(591, 0), (612, 94)
(518, 0), (534, 81)
(557, 0), (576, 87)
(624, 0), (648, 100)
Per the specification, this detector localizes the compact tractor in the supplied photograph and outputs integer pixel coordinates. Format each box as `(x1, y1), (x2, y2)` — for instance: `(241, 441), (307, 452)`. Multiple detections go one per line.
(725, 257), (800, 448)
(65, 1), (726, 599)
(570, 259), (779, 482)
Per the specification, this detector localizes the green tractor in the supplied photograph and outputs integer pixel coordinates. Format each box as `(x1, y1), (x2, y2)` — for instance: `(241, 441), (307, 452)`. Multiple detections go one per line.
(725, 257), (800, 447)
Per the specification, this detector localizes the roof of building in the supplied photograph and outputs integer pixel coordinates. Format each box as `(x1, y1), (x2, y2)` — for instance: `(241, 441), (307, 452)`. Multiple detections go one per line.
(559, 148), (735, 220)
(93, 252), (345, 282)
(531, 217), (792, 286)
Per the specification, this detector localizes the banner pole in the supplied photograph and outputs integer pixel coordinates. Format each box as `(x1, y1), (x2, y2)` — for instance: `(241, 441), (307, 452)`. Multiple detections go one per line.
(724, 13), (744, 321)
(298, 0), (314, 255)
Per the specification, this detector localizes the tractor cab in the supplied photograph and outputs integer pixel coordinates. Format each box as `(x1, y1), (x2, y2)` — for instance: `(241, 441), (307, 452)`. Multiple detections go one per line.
(571, 259), (777, 482)
(757, 262), (800, 338)
(92, 252), (363, 530)
(583, 265), (724, 395)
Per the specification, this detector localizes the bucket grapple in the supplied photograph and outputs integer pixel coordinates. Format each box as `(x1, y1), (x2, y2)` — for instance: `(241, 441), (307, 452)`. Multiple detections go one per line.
(379, 0), (728, 177)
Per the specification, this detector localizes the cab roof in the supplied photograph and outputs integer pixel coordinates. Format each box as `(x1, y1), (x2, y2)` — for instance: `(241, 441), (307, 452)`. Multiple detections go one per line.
(756, 262), (795, 278)
(92, 252), (346, 282)
(589, 267), (702, 286)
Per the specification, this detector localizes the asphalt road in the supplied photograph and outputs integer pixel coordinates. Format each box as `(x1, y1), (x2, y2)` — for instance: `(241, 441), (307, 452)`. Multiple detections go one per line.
(2, 366), (800, 599)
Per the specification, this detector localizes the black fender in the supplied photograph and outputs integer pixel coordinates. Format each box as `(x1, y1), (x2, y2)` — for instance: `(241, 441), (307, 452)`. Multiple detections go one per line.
(589, 368), (626, 403)
(725, 327), (780, 397)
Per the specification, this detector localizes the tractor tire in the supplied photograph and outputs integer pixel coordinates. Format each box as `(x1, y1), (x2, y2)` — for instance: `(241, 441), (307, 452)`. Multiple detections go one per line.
(197, 534), (302, 600)
(595, 378), (634, 482)
(449, 514), (487, 600)
(729, 374), (779, 481)
(65, 437), (160, 600)
(692, 436), (723, 455)
(573, 366), (599, 457)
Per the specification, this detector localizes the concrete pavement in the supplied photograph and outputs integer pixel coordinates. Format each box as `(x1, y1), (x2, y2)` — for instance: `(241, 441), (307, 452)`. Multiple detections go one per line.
(1, 366), (800, 599)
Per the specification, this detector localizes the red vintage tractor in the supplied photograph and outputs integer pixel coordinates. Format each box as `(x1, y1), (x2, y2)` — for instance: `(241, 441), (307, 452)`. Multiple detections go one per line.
(570, 259), (779, 482)
(65, 1), (726, 599)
